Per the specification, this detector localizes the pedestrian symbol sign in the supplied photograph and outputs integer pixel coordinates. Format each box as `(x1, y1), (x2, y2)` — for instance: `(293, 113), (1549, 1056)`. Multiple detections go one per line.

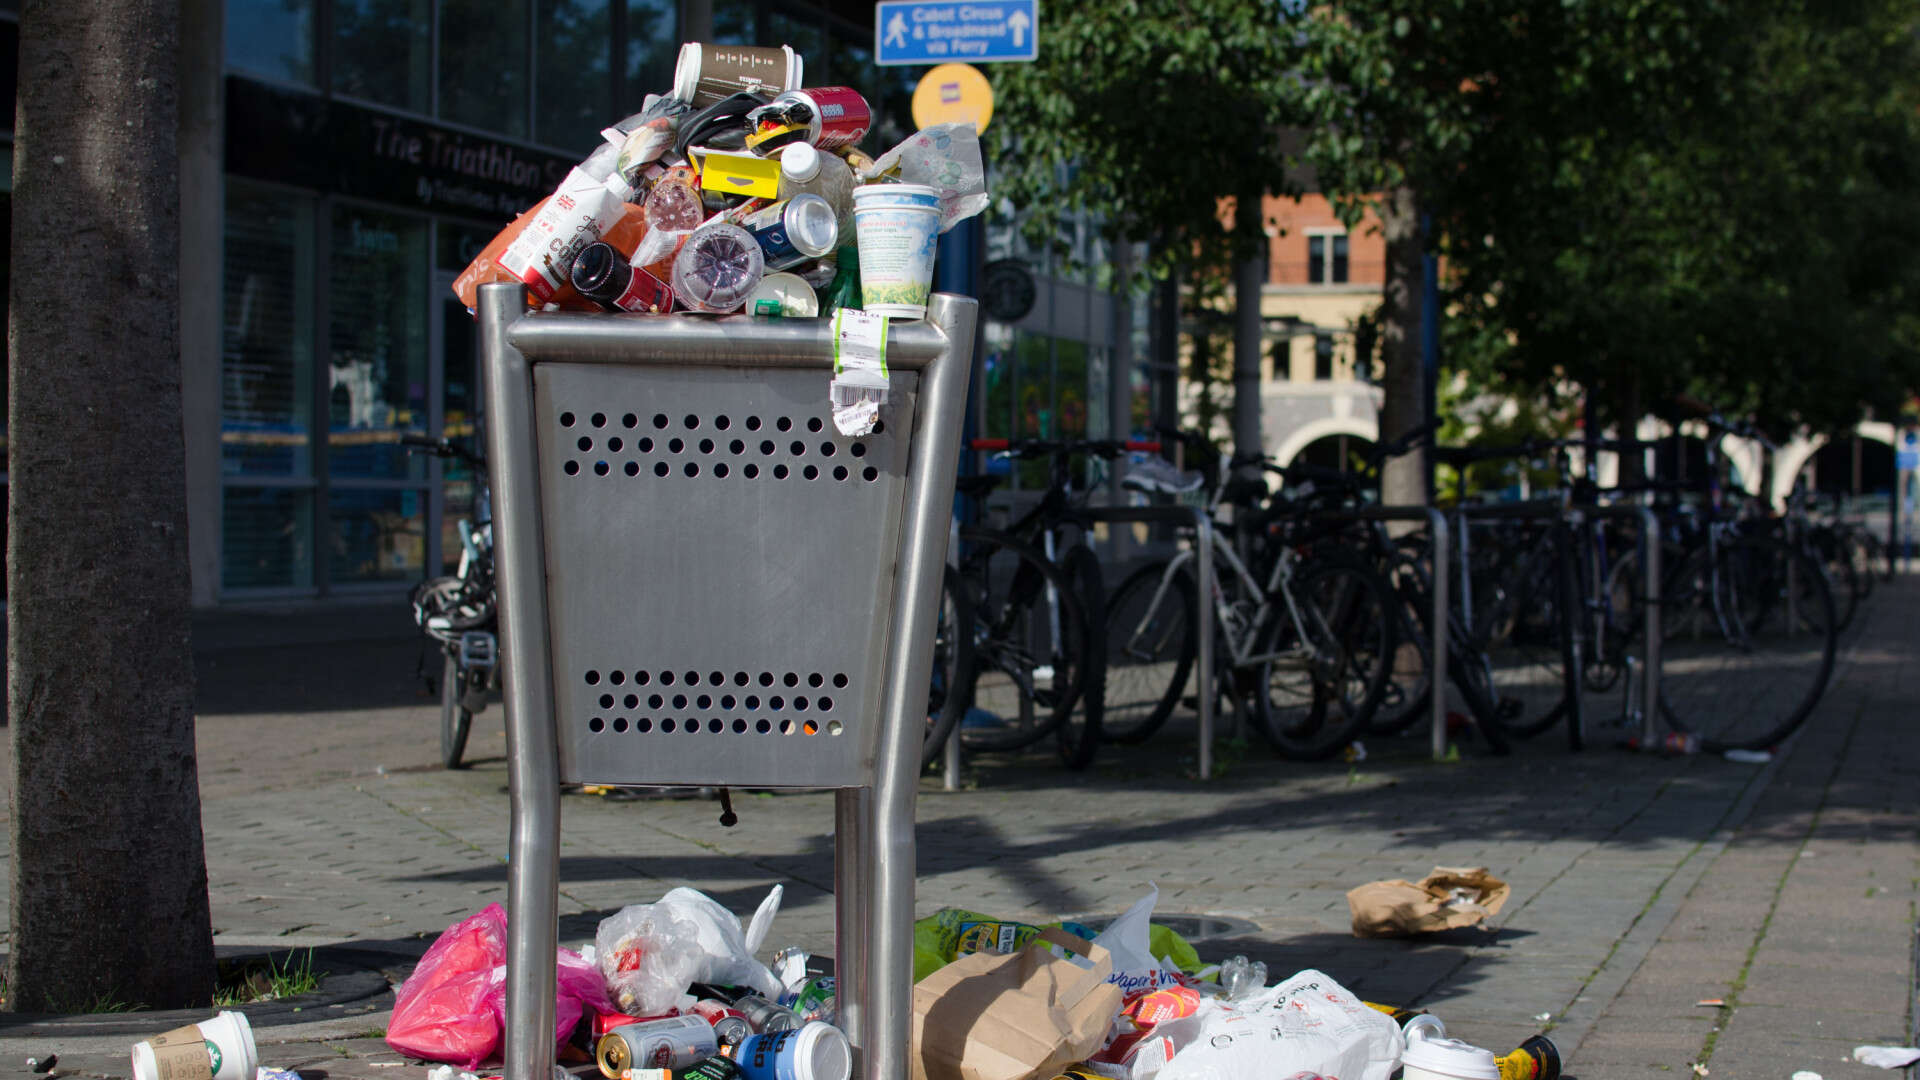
(874, 0), (1038, 65)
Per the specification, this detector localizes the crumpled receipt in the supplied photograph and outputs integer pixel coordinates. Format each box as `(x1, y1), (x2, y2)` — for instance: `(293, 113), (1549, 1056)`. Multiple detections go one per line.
(830, 309), (889, 437)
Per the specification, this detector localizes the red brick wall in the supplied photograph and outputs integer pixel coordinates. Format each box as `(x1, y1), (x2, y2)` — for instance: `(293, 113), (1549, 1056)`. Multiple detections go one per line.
(1263, 193), (1385, 286)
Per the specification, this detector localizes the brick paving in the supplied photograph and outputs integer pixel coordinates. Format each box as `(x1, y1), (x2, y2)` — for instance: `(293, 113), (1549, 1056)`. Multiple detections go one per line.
(0, 583), (1913, 1080)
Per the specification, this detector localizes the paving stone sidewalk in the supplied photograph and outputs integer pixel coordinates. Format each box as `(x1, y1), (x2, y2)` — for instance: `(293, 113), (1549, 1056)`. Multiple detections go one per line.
(0, 584), (1913, 1080)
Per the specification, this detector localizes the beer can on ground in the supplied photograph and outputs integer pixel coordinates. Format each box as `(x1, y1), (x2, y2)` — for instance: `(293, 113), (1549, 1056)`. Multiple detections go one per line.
(691, 999), (753, 1048)
(597, 1015), (719, 1079)
(733, 994), (801, 1034)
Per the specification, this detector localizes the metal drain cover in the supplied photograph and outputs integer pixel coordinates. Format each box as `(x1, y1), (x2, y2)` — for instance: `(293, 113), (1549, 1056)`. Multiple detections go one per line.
(1068, 912), (1261, 942)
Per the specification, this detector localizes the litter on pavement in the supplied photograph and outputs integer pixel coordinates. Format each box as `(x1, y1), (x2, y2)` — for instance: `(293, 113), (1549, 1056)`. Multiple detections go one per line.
(1853, 1046), (1920, 1069)
(1346, 867), (1512, 937)
(362, 878), (1561, 1080)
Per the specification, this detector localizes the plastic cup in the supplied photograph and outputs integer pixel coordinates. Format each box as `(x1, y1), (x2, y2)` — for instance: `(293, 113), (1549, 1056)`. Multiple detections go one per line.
(851, 184), (941, 320)
(130, 1011), (257, 1080)
(731, 1020), (851, 1080)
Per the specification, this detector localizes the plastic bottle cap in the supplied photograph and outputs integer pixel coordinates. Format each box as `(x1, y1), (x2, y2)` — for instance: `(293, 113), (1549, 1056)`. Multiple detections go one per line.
(1401, 1036), (1501, 1080)
(782, 142), (822, 183)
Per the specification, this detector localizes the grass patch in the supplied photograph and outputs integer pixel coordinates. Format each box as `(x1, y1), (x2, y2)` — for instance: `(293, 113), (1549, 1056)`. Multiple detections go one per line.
(214, 949), (325, 1006)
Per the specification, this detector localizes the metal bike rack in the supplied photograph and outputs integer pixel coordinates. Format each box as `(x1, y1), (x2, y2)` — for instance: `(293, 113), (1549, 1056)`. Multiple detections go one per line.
(1307, 507), (1452, 761)
(938, 505), (1218, 784)
(479, 283), (977, 1080)
(1451, 503), (1662, 746)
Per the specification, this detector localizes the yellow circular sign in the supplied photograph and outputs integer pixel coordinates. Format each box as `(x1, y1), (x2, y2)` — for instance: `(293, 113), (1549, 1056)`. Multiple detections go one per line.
(913, 63), (994, 133)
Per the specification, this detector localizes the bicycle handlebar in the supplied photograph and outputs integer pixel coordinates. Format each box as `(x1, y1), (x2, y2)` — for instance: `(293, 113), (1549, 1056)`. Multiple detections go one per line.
(402, 433), (487, 469)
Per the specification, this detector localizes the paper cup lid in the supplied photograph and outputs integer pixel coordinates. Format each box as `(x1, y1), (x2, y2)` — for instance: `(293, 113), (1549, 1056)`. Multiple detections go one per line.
(1402, 1036), (1500, 1080)
(784, 195), (838, 259)
(672, 43), (702, 103)
(794, 1022), (851, 1080)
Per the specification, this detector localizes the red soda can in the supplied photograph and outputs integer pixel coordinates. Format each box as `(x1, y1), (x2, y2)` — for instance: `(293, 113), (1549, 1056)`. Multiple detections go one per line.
(690, 999), (752, 1048)
(745, 88), (872, 153)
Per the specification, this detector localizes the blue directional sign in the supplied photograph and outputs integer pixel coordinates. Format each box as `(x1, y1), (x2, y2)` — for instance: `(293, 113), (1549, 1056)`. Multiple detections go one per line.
(874, 0), (1038, 65)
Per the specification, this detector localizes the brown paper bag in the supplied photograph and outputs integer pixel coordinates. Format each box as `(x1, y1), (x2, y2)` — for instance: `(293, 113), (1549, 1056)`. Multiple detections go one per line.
(1346, 866), (1511, 938)
(912, 928), (1124, 1080)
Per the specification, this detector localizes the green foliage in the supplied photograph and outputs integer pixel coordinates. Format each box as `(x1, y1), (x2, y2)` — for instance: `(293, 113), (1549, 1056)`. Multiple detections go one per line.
(992, 0), (1920, 436)
(213, 949), (324, 1006)
(990, 0), (1299, 276)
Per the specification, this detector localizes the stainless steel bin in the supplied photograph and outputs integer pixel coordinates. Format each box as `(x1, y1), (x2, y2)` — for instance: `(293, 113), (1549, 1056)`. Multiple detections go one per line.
(478, 283), (977, 1080)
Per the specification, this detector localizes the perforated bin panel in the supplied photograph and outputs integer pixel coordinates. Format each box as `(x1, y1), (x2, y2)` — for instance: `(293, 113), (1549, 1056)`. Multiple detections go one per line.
(534, 361), (918, 789)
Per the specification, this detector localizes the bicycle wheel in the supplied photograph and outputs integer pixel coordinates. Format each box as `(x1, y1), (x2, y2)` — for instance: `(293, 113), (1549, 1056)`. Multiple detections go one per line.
(1480, 527), (1583, 745)
(954, 527), (1093, 754)
(1103, 561), (1198, 744)
(920, 565), (977, 768)
(441, 652), (473, 770)
(1250, 556), (1394, 761)
(1368, 545), (1437, 736)
(1659, 535), (1837, 751)
(1055, 545), (1106, 769)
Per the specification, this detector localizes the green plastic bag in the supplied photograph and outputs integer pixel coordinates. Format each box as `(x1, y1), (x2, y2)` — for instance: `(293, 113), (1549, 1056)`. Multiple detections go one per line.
(911, 907), (1203, 983)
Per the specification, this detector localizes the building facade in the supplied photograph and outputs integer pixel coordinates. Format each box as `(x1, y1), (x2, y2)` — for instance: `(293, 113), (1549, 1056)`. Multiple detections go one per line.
(1, 0), (1141, 607)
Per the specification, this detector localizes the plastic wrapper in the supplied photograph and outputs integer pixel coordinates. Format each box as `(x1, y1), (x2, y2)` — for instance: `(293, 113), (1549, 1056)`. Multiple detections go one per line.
(860, 123), (988, 234)
(386, 904), (613, 1068)
(1090, 886), (1187, 997)
(608, 96), (693, 184)
(1153, 971), (1400, 1080)
(596, 887), (785, 1015)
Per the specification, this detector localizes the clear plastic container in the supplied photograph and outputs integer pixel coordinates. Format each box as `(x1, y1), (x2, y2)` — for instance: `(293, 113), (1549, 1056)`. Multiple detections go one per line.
(672, 223), (765, 313)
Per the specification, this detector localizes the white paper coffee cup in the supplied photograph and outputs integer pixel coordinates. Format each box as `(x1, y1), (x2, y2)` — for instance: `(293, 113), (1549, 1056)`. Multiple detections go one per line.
(851, 184), (941, 320)
(130, 1011), (257, 1080)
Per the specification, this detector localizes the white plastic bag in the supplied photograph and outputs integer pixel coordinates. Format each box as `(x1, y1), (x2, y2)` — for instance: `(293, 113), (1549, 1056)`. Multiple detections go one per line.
(596, 886), (785, 1014)
(596, 902), (706, 1015)
(1090, 885), (1182, 997)
(1155, 970), (1400, 1080)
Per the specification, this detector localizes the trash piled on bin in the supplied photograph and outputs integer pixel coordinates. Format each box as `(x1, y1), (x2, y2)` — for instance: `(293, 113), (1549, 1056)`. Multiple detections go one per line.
(453, 41), (987, 436)
(373, 881), (1562, 1080)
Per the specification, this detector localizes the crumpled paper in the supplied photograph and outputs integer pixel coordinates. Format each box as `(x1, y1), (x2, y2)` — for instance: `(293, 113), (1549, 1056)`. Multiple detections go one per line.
(1345, 866), (1511, 938)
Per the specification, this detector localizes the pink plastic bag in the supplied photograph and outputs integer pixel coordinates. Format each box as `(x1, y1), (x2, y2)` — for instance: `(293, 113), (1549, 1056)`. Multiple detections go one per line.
(387, 904), (614, 1067)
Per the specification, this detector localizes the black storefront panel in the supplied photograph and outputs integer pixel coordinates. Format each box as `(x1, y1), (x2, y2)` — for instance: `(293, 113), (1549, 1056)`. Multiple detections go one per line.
(225, 75), (576, 221)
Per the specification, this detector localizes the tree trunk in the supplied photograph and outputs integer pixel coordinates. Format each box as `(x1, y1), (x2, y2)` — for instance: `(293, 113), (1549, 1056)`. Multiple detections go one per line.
(1231, 193), (1267, 469)
(8, 0), (214, 1011)
(1376, 184), (1429, 507)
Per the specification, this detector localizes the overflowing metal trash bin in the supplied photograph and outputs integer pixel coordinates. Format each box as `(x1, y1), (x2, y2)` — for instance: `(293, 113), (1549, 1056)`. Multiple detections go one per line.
(477, 282), (977, 1080)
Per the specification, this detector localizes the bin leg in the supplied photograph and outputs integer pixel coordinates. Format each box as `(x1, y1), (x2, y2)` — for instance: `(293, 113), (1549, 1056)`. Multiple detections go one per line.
(834, 787), (870, 1065)
(481, 281), (564, 1080)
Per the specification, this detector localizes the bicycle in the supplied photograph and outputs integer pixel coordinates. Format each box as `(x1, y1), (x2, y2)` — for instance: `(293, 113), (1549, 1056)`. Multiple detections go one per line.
(1599, 409), (1838, 751)
(925, 437), (1154, 769)
(404, 434), (497, 770)
(1103, 433), (1398, 761)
